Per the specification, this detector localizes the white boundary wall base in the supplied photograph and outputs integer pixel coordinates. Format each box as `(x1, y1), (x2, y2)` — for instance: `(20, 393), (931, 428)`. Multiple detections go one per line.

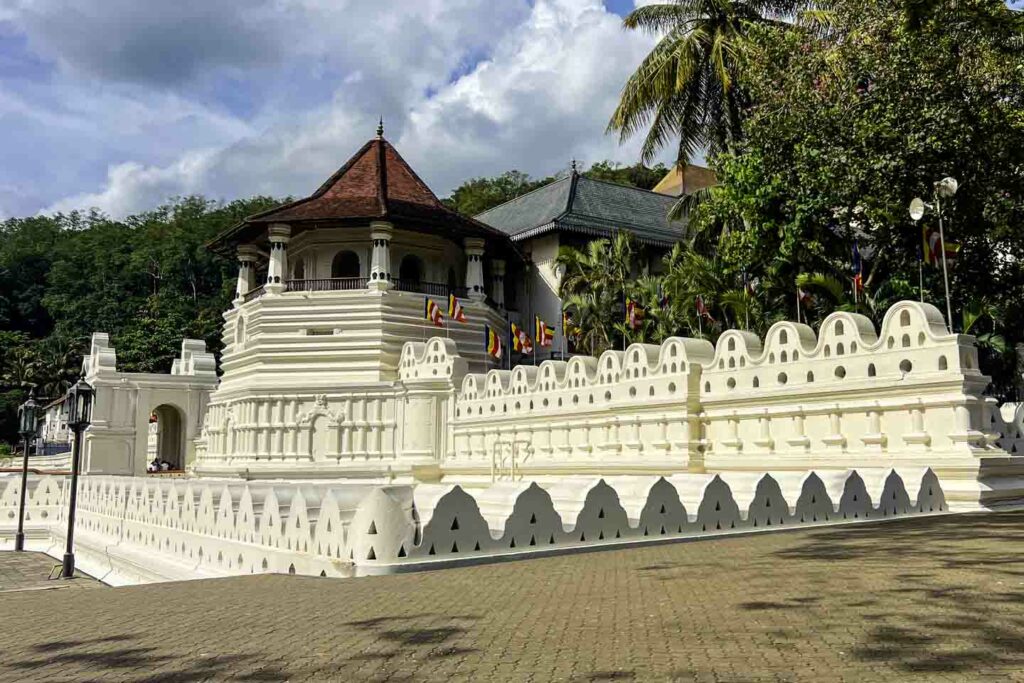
(2, 467), (950, 581)
(83, 334), (218, 476)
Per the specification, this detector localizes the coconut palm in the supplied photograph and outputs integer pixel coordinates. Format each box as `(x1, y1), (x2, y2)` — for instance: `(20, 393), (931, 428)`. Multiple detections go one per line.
(609, 0), (806, 165)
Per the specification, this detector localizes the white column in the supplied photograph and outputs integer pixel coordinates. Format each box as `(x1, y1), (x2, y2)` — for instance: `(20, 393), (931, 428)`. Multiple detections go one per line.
(234, 245), (259, 303)
(265, 223), (291, 294)
(491, 258), (506, 309)
(369, 221), (393, 291)
(464, 237), (486, 301)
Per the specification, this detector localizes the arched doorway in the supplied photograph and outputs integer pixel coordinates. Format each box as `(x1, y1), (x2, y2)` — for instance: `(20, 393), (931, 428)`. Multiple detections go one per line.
(292, 258), (305, 280)
(331, 250), (360, 278)
(399, 254), (423, 284)
(149, 404), (185, 471)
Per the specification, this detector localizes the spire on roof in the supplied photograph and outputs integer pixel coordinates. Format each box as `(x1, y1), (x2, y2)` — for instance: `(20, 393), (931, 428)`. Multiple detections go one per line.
(376, 116), (384, 139)
(570, 158), (577, 174)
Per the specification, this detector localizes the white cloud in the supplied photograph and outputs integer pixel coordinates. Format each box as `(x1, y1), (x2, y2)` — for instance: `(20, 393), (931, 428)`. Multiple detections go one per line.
(0, 0), (667, 218)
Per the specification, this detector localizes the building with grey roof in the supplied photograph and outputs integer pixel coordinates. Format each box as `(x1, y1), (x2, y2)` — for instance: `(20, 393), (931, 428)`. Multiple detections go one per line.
(475, 167), (687, 359)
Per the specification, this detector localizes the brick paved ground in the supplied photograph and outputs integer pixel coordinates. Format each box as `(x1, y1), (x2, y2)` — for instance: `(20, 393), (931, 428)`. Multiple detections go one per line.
(1, 512), (1023, 682)
(0, 551), (102, 594)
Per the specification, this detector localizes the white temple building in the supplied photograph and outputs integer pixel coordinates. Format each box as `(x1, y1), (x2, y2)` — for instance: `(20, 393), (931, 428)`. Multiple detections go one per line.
(4, 130), (1024, 585)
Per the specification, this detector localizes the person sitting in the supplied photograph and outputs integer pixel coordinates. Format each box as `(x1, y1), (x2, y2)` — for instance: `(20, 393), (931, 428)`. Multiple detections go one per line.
(147, 458), (160, 473)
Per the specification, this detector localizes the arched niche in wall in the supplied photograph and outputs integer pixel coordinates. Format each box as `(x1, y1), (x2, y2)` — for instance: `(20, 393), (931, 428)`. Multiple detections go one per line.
(331, 250), (360, 278)
(399, 254), (424, 284)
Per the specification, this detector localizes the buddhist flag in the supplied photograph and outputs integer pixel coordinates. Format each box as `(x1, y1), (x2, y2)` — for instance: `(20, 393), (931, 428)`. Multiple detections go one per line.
(696, 295), (715, 322)
(448, 293), (467, 323)
(626, 298), (645, 330)
(563, 311), (581, 344)
(922, 225), (959, 266)
(658, 283), (669, 310)
(535, 316), (554, 347)
(485, 325), (503, 359)
(511, 322), (533, 354)
(425, 298), (444, 327)
(851, 242), (864, 293)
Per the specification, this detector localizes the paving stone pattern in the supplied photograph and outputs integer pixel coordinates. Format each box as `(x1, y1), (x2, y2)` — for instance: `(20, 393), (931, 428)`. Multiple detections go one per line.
(0, 551), (102, 594)
(2, 512), (1024, 682)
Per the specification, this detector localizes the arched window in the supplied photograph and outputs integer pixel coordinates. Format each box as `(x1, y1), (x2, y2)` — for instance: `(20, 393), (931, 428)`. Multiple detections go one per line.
(399, 254), (423, 283)
(331, 251), (360, 278)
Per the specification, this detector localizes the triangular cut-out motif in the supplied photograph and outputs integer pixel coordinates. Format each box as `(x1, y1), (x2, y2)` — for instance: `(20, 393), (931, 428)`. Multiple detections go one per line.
(714, 501), (721, 512)
(529, 513), (537, 524)
(580, 532), (586, 542)
(598, 508), (605, 519)
(615, 530), (620, 539)
(366, 547), (376, 560)
(451, 541), (459, 553)
(367, 521), (377, 535)
(549, 534), (555, 544)
(598, 530), (604, 540)
(643, 526), (649, 536)
(450, 517), (460, 531)
(474, 541), (480, 551)
(428, 544), (436, 555)
(660, 525), (666, 535)
(529, 535), (536, 546)
(510, 538), (516, 548)
(397, 545), (407, 558)
(716, 522), (721, 530)
(659, 504), (666, 514)
(320, 570), (327, 577)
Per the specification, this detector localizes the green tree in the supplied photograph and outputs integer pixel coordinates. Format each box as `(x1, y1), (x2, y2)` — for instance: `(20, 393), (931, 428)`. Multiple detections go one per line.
(694, 0), (1024, 393)
(443, 171), (555, 216)
(609, 0), (804, 164)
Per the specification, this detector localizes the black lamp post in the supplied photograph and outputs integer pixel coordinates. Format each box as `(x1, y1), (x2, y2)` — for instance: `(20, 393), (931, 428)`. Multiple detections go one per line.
(61, 375), (93, 579)
(14, 388), (39, 551)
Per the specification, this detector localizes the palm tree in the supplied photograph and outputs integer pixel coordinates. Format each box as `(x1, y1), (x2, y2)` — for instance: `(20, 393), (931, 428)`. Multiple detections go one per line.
(609, 0), (804, 165)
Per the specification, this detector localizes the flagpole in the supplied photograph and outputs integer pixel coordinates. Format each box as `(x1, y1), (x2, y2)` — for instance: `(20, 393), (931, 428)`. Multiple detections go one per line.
(919, 258), (924, 303)
(697, 301), (703, 339)
(795, 290), (801, 325)
(936, 196), (954, 332)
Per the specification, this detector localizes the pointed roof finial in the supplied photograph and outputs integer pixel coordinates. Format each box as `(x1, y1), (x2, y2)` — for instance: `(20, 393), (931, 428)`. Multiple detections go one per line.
(376, 116), (384, 139)
(571, 158), (577, 173)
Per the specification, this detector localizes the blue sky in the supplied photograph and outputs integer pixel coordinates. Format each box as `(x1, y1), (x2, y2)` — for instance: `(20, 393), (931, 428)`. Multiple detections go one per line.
(0, 0), (660, 219)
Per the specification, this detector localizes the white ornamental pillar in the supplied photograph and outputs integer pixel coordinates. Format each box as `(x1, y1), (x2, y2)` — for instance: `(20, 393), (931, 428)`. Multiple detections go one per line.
(464, 237), (486, 302)
(234, 245), (259, 303)
(491, 259), (506, 309)
(265, 223), (291, 294)
(369, 221), (394, 291)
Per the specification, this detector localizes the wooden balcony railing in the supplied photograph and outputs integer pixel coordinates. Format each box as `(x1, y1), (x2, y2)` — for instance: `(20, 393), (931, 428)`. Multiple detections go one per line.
(392, 280), (467, 298)
(285, 277), (368, 292)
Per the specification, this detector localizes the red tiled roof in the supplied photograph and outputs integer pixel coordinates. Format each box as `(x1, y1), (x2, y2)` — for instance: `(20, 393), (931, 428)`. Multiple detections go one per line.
(208, 136), (514, 254)
(250, 137), (436, 223)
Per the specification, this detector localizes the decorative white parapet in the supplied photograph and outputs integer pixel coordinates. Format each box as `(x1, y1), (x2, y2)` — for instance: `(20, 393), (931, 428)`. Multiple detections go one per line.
(399, 300), (1024, 509)
(0, 466), (950, 583)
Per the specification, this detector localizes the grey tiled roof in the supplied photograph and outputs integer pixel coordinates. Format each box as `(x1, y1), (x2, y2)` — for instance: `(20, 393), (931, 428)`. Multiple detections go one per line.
(475, 172), (686, 247)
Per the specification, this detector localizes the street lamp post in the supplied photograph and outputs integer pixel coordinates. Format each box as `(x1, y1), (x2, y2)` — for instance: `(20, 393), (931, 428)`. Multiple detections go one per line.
(909, 177), (959, 332)
(61, 375), (94, 579)
(14, 388), (39, 551)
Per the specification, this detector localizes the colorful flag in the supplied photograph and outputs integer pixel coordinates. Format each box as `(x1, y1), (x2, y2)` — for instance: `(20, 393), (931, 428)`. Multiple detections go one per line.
(511, 322), (533, 354)
(626, 298), (645, 330)
(658, 283), (669, 310)
(563, 311), (581, 344)
(851, 242), (864, 293)
(485, 325), (503, 360)
(535, 316), (555, 347)
(922, 225), (959, 267)
(425, 298), (444, 327)
(743, 273), (756, 297)
(696, 295), (715, 322)
(448, 293), (467, 323)
(797, 288), (813, 306)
